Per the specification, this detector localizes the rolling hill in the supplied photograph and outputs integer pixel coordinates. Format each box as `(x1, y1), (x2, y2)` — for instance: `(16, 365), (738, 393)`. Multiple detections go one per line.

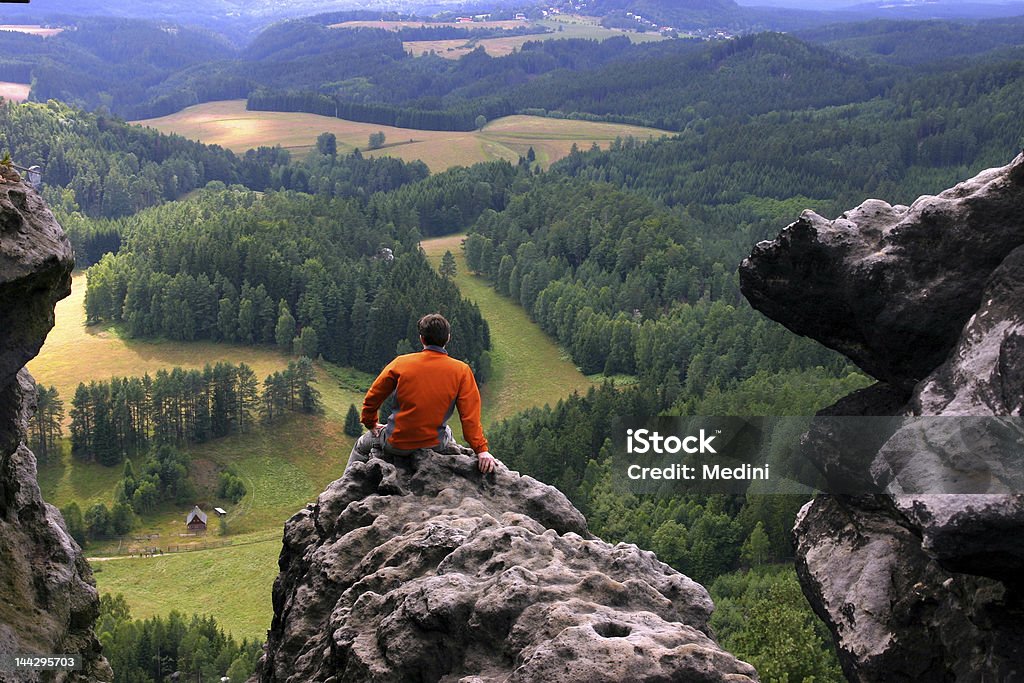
(134, 100), (671, 171)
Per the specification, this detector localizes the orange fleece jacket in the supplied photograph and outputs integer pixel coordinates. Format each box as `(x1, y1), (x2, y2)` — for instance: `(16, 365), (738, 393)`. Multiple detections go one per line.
(361, 348), (489, 453)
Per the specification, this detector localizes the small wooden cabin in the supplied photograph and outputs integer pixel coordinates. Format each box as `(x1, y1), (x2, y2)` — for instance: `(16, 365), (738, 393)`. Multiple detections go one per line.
(186, 505), (208, 534)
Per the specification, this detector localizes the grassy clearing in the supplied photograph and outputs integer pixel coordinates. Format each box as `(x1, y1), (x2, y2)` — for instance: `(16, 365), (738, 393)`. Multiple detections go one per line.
(133, 100), (670, 171)
(403, 15), (665, 59)
(0, 82), (30, 102)
(421, 234), (594, 426)
(28, 274), (296, 425)
(92, 534), (279, 641)
(31, 271), (366, 553)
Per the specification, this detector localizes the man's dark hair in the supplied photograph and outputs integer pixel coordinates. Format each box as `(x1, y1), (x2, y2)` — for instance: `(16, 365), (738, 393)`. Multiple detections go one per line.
(418, 313), (450, 347)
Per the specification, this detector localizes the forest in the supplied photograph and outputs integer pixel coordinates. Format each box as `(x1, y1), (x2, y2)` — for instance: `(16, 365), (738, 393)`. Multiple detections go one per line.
(96, 595), (262, 683)
(0, 100), (430, 229)
(2, 10), (1023, 132)
(82, 188), (492, 375)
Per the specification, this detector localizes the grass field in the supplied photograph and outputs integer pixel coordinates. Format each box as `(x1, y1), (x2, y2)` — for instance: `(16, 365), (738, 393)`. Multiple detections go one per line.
(30, 272), (369, 535)
(28, 275), (299, 423)
(421, 234), (594, 422)
(133, 100), (670, 171)
(403, 15), (665, 59)
(0, 82), (30, 102)
(92, 533), (279, 641)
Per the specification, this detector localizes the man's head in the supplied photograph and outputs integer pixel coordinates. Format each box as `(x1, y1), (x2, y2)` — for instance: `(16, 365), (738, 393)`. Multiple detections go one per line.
(418, 313), (451, 348)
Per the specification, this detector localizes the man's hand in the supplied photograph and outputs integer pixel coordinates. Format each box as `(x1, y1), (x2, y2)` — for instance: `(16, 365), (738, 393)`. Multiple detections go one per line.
(370, 423), (385, 437)
(477, 451), (497, 473)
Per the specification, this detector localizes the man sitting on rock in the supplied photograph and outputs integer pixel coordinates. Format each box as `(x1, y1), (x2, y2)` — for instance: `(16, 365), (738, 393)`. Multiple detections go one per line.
(349, 312), (498, 473)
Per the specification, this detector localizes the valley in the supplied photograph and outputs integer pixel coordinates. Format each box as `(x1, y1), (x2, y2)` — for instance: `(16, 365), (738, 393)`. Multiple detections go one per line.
(30, 242), (592, 640)
(2, 2), (1023, 678)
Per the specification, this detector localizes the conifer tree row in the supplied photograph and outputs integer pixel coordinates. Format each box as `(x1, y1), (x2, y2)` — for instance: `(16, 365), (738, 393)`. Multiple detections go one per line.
(29, 384), (64, 463)
(463, 177), (845, 389)
(69, 359), (319, 466)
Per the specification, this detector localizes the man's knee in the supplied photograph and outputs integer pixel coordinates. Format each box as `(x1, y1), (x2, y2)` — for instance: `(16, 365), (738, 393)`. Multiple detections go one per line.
(354, 431), (376, 455)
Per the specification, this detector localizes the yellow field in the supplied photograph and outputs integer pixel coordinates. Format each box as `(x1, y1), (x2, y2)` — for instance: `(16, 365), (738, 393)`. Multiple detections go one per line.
(404, 15), (666, 59)
(133, 100), (670, 171)
(0, 24), (63, 37)
(404, 37), (529, 59)
(0, 82), (29, 103)
(538, 14), (667, 43)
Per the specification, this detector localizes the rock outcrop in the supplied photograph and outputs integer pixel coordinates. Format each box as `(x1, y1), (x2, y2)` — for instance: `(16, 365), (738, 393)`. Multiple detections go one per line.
(740, 154), (1024, 681)
(256, 447), (758, 682)
(0, 167), (112, 682)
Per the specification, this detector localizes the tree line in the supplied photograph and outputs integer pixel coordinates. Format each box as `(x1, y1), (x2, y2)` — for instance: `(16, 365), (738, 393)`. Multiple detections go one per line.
(0, 98), (434, 260)
(97, 594), (262, 683)
(247, 89), (513, 132)
(69, 359), (320, 466)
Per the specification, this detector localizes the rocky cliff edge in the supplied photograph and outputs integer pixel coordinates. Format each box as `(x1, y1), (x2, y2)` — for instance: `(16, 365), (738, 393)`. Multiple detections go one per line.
(0, 166), (111, 682)
(255, 446), (758, 683)
(740, 153), (1024, 681)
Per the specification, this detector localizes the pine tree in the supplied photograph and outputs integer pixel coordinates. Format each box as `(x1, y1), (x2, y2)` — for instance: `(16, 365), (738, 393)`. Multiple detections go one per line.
(292, 358), (322, 414)
(344, 404), (363, 437)
(70, 383), (93, 457)
(440, 250), (457, 279)
(275, 300), (296, 351)
(236, 363), (260, 432)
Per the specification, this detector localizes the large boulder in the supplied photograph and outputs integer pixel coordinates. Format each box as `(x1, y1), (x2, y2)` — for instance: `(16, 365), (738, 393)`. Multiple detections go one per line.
(255, 447), (758, 683)
(740, 155), (1024, 391)
(740, 154), (1024, 681)
(0, 166), (112, 682)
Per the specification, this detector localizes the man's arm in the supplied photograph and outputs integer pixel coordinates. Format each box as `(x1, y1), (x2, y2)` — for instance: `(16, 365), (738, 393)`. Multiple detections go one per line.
(361, 362), (397, 431)
(456, 367), (496, 473)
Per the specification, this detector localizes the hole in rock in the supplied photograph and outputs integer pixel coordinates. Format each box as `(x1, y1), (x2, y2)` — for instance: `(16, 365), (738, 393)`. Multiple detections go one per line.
(593, 622), (632, 638)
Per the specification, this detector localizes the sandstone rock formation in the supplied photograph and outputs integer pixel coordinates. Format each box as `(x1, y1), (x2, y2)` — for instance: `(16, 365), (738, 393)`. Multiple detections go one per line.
(255, 447), (758, 682)
(740, 153), (1024, 681)
(0, 166), (112, 682)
